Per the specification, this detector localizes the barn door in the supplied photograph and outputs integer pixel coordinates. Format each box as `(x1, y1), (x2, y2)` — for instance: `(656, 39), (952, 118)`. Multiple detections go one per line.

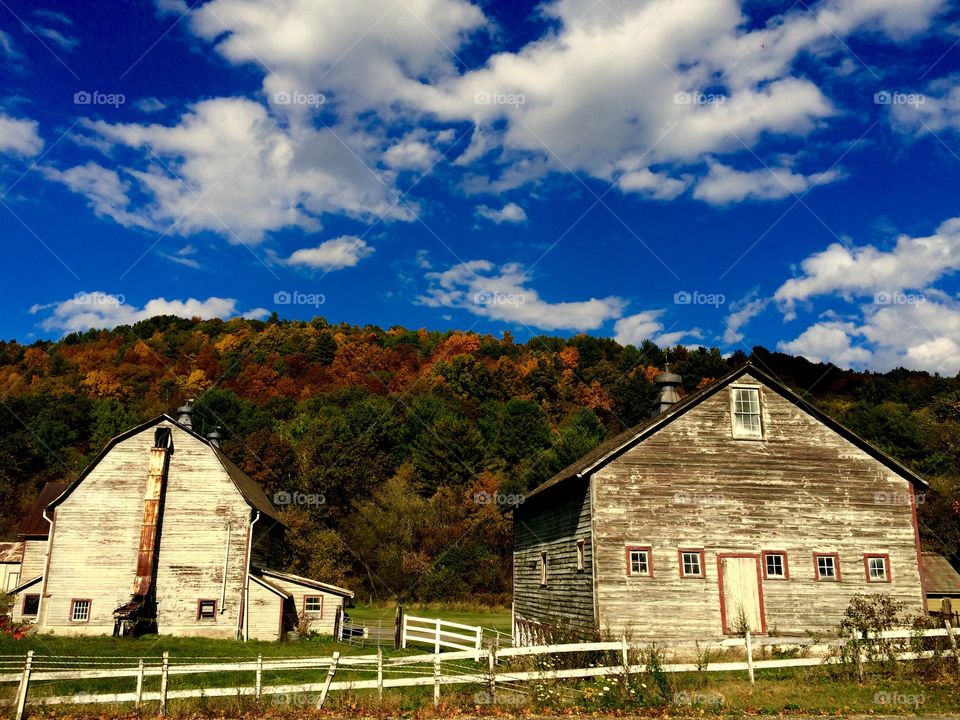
(719, 555), (765, 635)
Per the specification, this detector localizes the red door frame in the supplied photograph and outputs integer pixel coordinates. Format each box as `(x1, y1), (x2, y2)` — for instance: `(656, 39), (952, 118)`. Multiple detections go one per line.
(716, 553), (767, 635)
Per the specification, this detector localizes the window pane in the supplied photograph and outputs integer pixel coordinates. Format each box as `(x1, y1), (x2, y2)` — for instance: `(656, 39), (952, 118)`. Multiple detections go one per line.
(869, 557), (886, 579)
(817, 556), (835, 578)
(766, 554), (784, 577)
(630, 551), (648, 575)
(71, 600), (90, 621)
(23, 595), (39, 616)
(305, 597), (322, 612)
(682, 552), (701, 576)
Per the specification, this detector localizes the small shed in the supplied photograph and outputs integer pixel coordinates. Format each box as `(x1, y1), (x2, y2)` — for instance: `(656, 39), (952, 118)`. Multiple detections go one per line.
(246, 567), (354, 641)
(921, 552), (960, 621)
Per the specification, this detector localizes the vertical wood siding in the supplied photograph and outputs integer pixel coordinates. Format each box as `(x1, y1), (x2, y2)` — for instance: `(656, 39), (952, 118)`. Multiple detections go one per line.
(262, 577), (346, 636)
(247, 581), (284, 641)
(513, 476), (595, 639)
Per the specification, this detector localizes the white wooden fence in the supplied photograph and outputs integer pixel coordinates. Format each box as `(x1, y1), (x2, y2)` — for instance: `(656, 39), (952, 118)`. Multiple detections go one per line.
(1, 622), (957, 719)
(400, 614), (483, 654)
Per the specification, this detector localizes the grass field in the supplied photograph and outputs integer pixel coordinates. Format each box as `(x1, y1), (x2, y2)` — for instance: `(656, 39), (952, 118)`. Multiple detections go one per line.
(348, 602), (511, 634)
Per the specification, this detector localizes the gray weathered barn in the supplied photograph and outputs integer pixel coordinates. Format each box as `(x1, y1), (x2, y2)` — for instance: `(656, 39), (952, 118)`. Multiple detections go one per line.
(8, 404), (351, 640)
(512, 363), (927, 643)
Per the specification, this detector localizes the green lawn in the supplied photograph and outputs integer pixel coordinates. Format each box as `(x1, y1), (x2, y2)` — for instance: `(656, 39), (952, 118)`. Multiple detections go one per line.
(348, 601), (512, 634)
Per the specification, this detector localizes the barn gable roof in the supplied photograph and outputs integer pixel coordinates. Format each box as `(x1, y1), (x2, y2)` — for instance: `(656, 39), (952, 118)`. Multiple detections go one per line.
(19, 482), (67, 538)
(523, 362), (927, 504)
(46, 415), (283, 524)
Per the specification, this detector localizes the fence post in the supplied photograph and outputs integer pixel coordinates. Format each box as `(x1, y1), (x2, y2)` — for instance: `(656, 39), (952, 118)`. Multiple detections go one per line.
(434, 617), (441, 654)
(315, 651), (340, 709)
(376, 646), (384, 701)
(135, 658), (144, 710)
(394, 606), (403, 650)
(13, 650), (33, 720)
(945, 620), (960, 673)
(488, 645), (497, 705)
(745, 631), (755, 685)
(400, 612), (408, 649)
(475, 625), (483, 661)
(850, 632), (864, 683)
(433, 652), (441, 710)
(159, 651), (169, 717)
(255, 654), (263, 699)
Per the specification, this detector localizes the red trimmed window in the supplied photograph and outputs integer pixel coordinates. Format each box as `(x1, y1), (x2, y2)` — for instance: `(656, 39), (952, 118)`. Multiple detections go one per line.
(814, 553), (841, 581)
(22, 594), (39, 617)
(679, 549), (706, 578)
(625, 546), (652, 577)
(70, 599), (91, 622)
(762, 551), (788, 580)
(197, 599), (217, 620)
(864, 554), (891, 582)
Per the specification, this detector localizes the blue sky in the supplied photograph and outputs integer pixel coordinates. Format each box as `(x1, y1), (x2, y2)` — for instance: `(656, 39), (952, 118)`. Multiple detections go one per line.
(2, 0), (960, 373)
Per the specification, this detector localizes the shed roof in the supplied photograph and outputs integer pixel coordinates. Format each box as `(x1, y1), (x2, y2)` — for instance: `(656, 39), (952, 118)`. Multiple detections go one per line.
(255, 567), (354, 598)
(0, 541), (23, 563)
(19, 482), (67, 537)
(922, 552), (960, 596)
(523, 362), (927, 505)
(46, 415), (283, 524)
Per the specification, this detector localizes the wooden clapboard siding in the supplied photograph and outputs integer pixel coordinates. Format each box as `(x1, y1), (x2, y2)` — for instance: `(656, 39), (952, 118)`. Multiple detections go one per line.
(153, 424), (250, 638)
(17, 540), (46, 584)
(591, 372), (924, 639)
(247, 580), (285, 641)
(261, 576), (345, 636)
(513, 476), (595, 638)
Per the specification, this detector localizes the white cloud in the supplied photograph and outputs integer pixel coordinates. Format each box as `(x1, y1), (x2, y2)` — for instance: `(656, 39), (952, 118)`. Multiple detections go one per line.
(475, 202), (527, 224)
(616, 168), (690, 200)
(418, 259), (626, 331)
(693, 162), (845, 204)
(32, 26), (78, 51)
(160, 244), (201, 269)
(134, 97), (167, 113)
(777, 320), (872, 367)
(614, 310), (701, 347)
(774, 216), (960, 316)
(890, 76), (960, 134)
(723, 294), (770, 344)
(65, 98), (413, 242)
(0, 30), (18, 58)
(285, 236), (375, 271)
(0, 114), (43, 156)
(31, 292), (266, 334)
(41, 163), (153, 229)
(383, 137), (439, 170)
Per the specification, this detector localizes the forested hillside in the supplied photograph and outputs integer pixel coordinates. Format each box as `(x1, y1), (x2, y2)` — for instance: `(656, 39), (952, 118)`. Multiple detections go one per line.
(0, 315), (957, 603)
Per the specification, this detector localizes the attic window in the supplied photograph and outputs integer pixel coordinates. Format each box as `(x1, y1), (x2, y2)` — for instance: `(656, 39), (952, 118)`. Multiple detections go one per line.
(731, 387), (763, 439)
(154, 427), (172, 450)
(197, 599), (217, 620)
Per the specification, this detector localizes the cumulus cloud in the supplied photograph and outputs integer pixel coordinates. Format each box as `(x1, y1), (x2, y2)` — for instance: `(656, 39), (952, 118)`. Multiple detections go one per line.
(42, 163), (154, 229)
(383, 137), (440, 170)
(285, 236), (375, 271)
(31, 292), (267, 334)
(890, 76), (960, 134)
(614, 310), (701, 347)
(723, 294), (770, 344)
(774, 217), (960, 316)
(0, 114), (43, 156)
(777, 320), (873, 367)
(693, 162), (845, 204)
(418, 259), (626, 331)
(475, 202), (527, 224)
(616, 168), (690, 200)
(62, 98), (413, 242)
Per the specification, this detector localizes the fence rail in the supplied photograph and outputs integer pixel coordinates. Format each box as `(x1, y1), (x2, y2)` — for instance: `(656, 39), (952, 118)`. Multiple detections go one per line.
(400, 614), (484, 654)
(2, 622), (957, 719)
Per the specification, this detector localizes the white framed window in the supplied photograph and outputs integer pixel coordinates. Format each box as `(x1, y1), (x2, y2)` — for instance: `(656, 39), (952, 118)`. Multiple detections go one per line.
(626, 546), (652, 577)
(305, 596), (323, 614)
(70, 599), (91, 622)
(731, 387), (763, 439)
(576, 540), (585, 572)
(865, 554), (891, 582)
(679, 549), (705, 578)
(5, 572), (18, 591)
(540, 551), (548, 586)
(763, 551), (788, 579)
(814, 553), (840, 581)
